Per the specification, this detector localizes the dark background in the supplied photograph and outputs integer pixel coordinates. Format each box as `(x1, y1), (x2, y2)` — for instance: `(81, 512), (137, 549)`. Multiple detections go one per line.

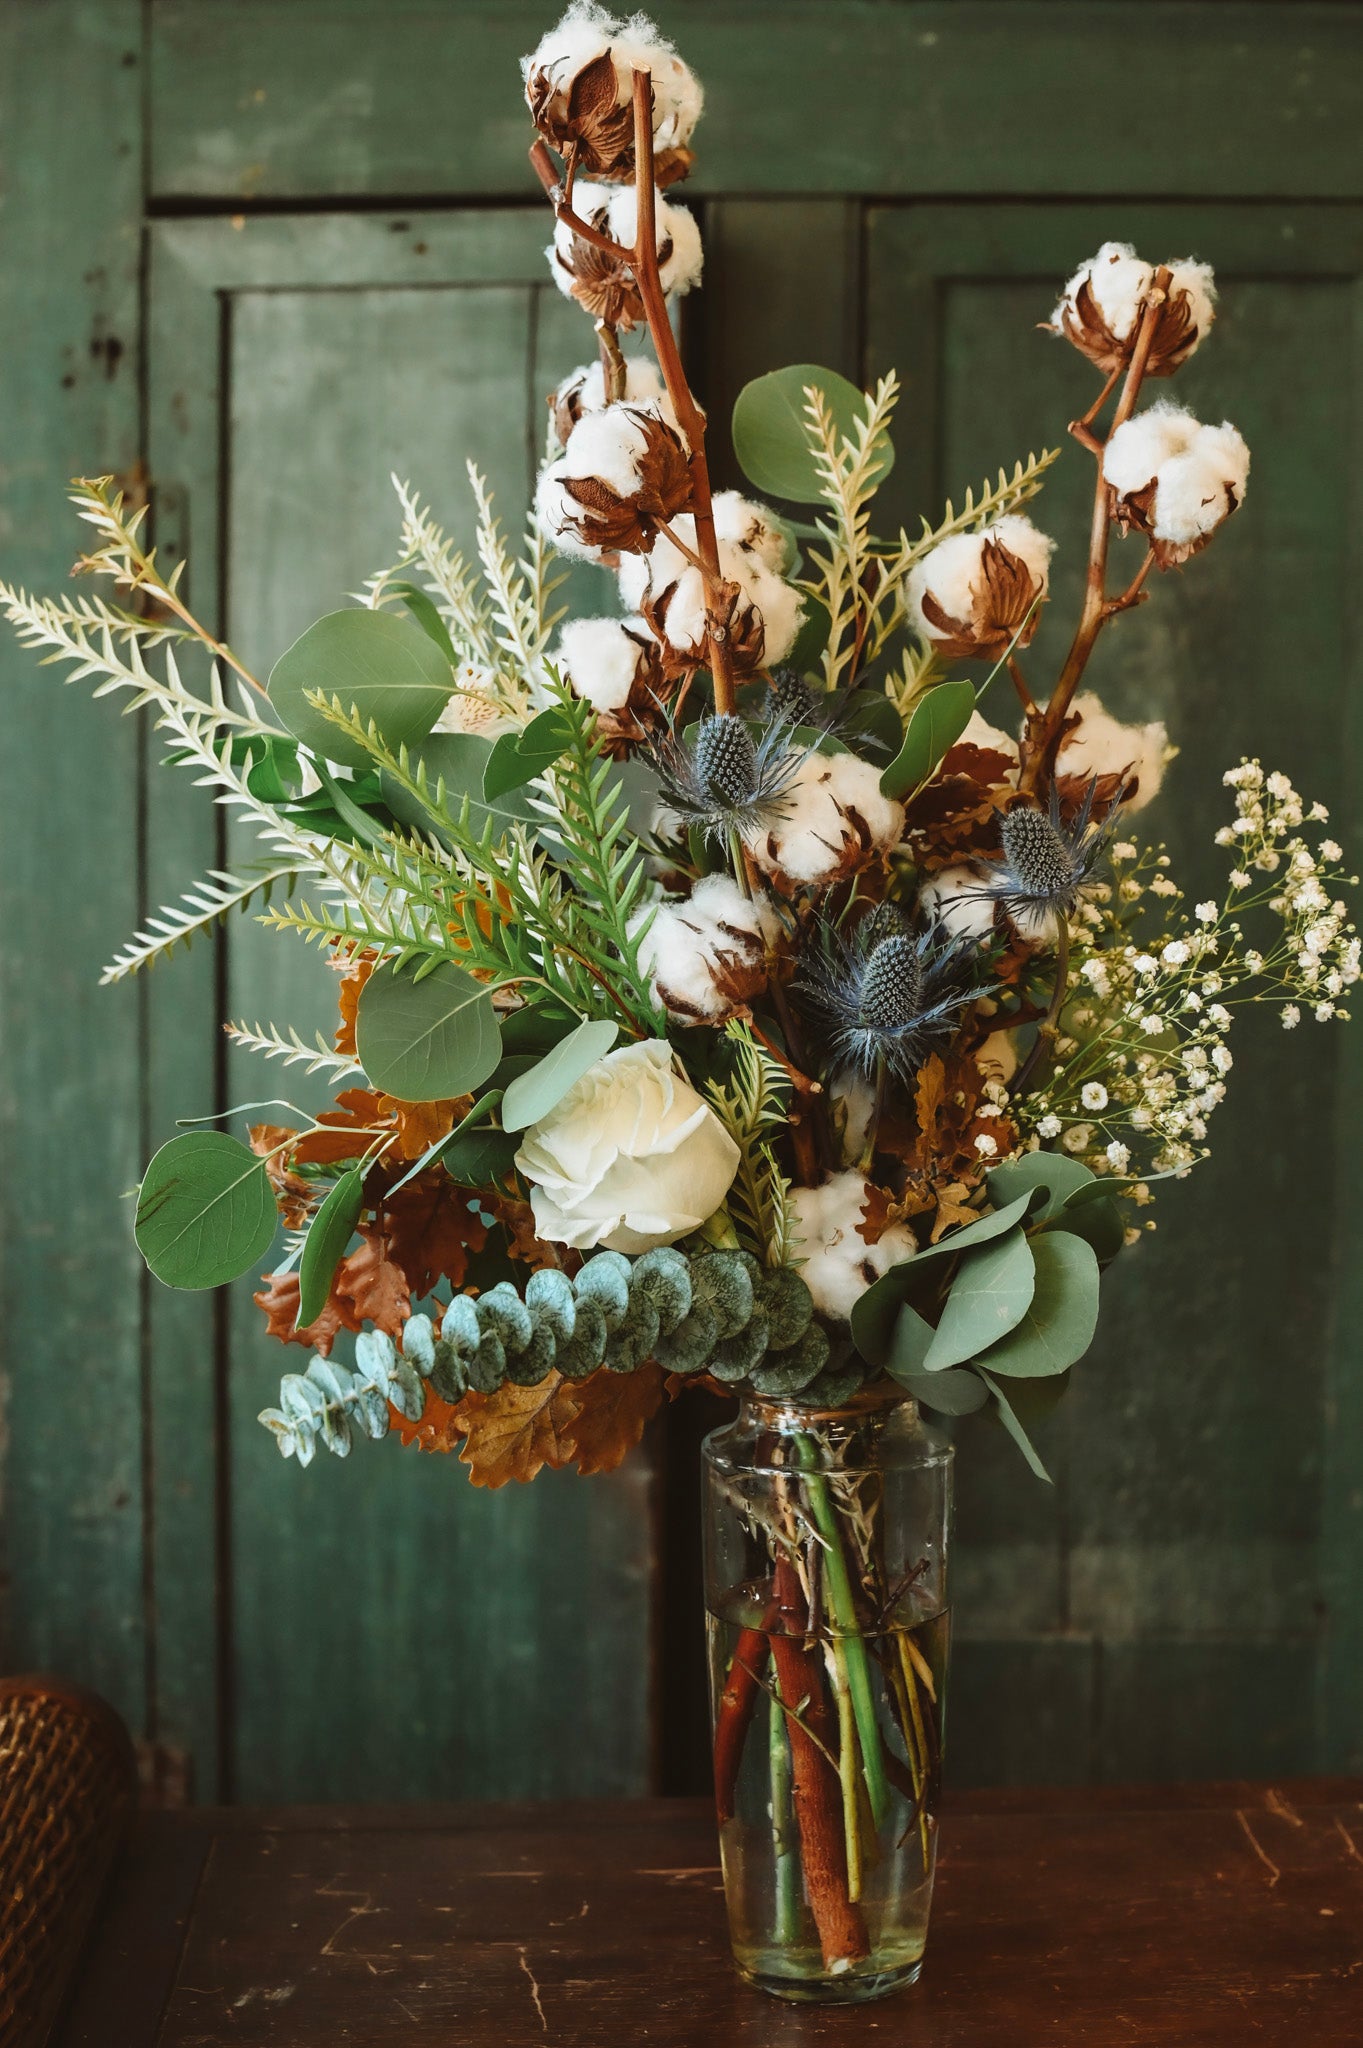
(2, 0), (1361, 1806)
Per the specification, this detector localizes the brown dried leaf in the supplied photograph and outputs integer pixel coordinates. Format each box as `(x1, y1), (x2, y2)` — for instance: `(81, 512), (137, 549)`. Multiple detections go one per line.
(389, 1389), (467, 1455)
(566, 1362), (665, 1476)
(249, 1123), (313, 1231)
(252, 1271), (360, 1358)
(292, 1088), (388, 1168)
(336, 1222), (411, 1337)
(454, 1373), (583, 1488)
(382, 1176), (488, 1299)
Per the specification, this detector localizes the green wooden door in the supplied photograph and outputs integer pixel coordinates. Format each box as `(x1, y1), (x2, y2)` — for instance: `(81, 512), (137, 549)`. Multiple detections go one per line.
(4, 0), (1362, 1801)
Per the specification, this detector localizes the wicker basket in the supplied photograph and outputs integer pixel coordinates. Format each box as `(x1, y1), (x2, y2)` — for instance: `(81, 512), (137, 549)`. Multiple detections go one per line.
(0, 1677), (137, 2046)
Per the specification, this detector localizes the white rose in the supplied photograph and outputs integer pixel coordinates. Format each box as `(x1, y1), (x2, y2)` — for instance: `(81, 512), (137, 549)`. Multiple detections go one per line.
(514, 1039), (740, 1254)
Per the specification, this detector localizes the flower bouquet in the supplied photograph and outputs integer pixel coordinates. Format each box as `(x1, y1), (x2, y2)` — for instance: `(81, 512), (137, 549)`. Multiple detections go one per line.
(4, 0), (1356, 2006)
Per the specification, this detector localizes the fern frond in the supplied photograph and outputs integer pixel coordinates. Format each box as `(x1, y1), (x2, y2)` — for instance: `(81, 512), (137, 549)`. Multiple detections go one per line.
(705, 1022), (797, 1266)
(224, 1019), (363, 1081)
(390, 475), (499, 669)
(101, 862), (305, 983)
(468, 463), (551, 687)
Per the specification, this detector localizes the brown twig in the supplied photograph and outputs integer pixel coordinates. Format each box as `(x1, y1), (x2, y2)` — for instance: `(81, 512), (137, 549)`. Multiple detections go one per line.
(1007, 654), (1039, 717)
(1020, 268), (1172, 794)
(595, 319), (627, 405)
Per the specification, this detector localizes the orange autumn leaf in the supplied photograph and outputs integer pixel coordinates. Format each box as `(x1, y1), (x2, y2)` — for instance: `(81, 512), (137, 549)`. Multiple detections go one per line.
(291, 1089), (388, 1168)
(567, 1362), (665, 1476)
(338, 1222), (412, 1336)
(389, 1389), (467, 1454)
(249, 1122), (312, 1230)
(253, 1270), (361, 1357)
(486, 1192), (563, 1273)
(454, 1373), (582, 1488)
(332, 947), (377, 1059)
(382, 1177), (488, 1298)
(381, 1093), (468, 1163)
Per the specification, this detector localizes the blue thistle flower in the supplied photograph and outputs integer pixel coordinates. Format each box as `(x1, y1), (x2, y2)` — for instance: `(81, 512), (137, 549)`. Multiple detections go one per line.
(649, 711), (806, 851)
(975, 779), (1126, 936)
(792, 906), (992, 1083)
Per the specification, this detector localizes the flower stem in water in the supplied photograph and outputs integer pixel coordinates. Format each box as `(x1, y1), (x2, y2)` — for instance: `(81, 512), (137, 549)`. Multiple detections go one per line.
(769, 1685), (800, 1944)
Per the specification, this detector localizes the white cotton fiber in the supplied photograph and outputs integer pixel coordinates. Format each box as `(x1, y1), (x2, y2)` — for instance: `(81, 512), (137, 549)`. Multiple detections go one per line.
(556, 616), (649, 712)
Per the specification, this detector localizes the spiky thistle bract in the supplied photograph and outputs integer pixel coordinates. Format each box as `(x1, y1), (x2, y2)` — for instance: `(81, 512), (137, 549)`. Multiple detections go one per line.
(649, 710), (807, 850)
(792, 904), (993, 1083)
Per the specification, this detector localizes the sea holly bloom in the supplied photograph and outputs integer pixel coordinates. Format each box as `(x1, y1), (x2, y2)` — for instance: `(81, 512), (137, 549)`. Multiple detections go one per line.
(1048, 241), (1216, 375)
(792, 908), (990, 1084)
(649, 711), (804, 853)
(977, 782), (1123, 940)
(907, 515), (1055, 661)
(1103, 402), (1250, 566)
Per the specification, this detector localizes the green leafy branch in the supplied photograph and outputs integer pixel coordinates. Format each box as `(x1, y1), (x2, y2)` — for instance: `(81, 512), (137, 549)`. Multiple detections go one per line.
(101, 861), (306, 984)
(223, 1018), (364, 1082)
(801, 371), (901, 695)
(705, 1021), (798, 1268)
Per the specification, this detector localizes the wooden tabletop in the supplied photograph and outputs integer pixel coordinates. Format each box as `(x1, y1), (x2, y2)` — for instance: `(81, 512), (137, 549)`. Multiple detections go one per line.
(55, 1782), (1363, 2045)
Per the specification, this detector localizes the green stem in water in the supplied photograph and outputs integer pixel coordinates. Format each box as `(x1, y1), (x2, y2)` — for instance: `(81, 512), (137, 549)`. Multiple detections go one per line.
(793, 1436), (891, 1829)
(826, 1642), (864, 1903)
(769, 1684), (800, 1944)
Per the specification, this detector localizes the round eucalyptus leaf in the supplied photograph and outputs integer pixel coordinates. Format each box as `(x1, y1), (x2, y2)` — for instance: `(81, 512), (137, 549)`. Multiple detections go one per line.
(731, 363), (894, 503)
(897, 1366), (990, 1417)
(356, 959), (502, 1104)
(884, 1300), (934, 1384)
(502, 1018), (619, 1132)
(880, 680), (975, 800)
(135, 1131), (278, 1290)
(974, 1232), (1100, 1378)
(268, 608), (453, 770)
(849, 1189), (1034, 1366)
(987, 1149), (1095, 1223)
(295, 1167), (365, 1329)
(923, 1227), (1036, 1372)
(442, 1126), (520, 1188)
(1049, 1193), (1126, 1265)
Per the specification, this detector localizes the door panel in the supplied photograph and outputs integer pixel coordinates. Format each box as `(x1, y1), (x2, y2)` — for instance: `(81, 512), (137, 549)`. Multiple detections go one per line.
(867, 202), (1363, 1776)
(149, 212), (655, 1800)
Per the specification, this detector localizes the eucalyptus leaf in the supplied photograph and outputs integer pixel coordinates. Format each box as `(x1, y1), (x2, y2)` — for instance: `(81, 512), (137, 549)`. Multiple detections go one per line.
(442, 1126), (520, 1187)
(135, 1131), (278, 1290)
(268, 608), (452, 770)
(974, 1231), (1099, 1378)
(884, 1300), (934, 1383)
(295, 1167), (364, 1329)
(923, 1227), (1036, 1372)
(1049, 1193), (1126, 1264)
(880, 680), (976, 800)
(849, 1190), (1035, 1366)
(392, 581), (457, 663)
(482, 706), (575, 802)
(988, 1149), (1095, 1222)
(731, 363), (893, 503)
(786, 595), (831, 673)
(897, 1366), (990, 1417)
(355, 959), (502, 1103)
(499, 1005), (581, 1055)
(979, 1368), (1053, 1483)
(839, 689), (904, 760)
(502, 1018), (619, 1132)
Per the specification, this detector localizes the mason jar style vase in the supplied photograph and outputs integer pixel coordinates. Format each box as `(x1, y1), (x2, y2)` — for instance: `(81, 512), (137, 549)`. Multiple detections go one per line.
(703, 1389), (953, 2003)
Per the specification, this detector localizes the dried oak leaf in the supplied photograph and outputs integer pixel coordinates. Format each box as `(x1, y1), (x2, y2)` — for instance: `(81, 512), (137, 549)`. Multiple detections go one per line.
(292, 1088), (388, 1168)
(381, 1175), (488, 1298)
(389, 1389), (467, 1455)
(249, 1122), (312, 1231)
(381, 1093), (467, 1163)
(566, 1361), (665, 1477)
(454, 1373), (583, 1488)
(332, 947), (377, 1058)
(337, 1221), (412, 1337)
(487, 1192), (563, 1274)
(253, 1270), (360, 1358)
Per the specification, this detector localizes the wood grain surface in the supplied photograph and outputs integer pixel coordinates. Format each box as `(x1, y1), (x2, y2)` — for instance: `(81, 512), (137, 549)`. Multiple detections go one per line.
(55, 1784), (1363, 2045)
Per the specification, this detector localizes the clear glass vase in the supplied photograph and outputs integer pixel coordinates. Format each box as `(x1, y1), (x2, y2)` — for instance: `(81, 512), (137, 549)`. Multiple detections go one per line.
(703, 1389), (953, 2004)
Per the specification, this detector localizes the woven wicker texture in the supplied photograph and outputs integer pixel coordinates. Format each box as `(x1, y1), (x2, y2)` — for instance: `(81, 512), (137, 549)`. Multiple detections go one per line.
(0, 1677), (136, 2046)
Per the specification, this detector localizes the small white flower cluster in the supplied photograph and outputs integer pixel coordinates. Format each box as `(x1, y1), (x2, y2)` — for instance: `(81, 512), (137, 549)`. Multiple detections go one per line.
(1019, 769), (1357, 1181)
(523, 3), (704, 160)
(617, 489), (805, 667)
(629, 872), (783, 1023)
(1103, 402), (1250, 561)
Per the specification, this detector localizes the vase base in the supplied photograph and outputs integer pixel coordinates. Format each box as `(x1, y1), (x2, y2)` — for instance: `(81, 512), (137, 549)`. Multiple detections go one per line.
(736, 1955), (923, 2005)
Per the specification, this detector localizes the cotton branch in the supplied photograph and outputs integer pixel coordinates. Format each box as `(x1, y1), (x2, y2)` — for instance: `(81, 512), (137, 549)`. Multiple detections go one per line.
(529, 75), (739, 713)
(1019, 267), (1173, 794)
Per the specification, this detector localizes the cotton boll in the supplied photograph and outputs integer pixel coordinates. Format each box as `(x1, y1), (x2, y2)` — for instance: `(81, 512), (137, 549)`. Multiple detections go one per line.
(558, 400), (663, 497)
(908, 515), (1054, 658)
(712, 490), (791, 573)
(960, 708), (1021, 765)
(537, 399), (691, 558)
(535, 462), (600, 560)
(619, 515), (803, 670)
(975, 1027), (1020, 1090)
(556, 616), (653, 713)
(1050, 241), (1216, 373)
(788, 1172), (918, 1321)
(744, 560), (805, 666)
(918, 864), (996, 941)
(1103, 401), (1249, 563)
(550, 357), (668, 444)
(751, 752), (905, 887)
(523, 5), (703, 179)
(1057, 690), (1175, 811)
(604, 187), (703, 299)
(630, 872), (782, 1022)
